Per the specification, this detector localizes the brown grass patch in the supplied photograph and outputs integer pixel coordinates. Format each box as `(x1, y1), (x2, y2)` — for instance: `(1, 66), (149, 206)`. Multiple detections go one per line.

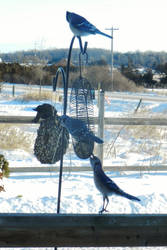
(0, 124), (33, 152)
(17, 89), (62, 102)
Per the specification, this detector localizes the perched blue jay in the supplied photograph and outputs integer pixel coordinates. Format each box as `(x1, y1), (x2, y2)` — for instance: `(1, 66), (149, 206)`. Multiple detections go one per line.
(66, 11), (112, 39)
(61, 115), (103, 144)
(90, 155), (140, 214)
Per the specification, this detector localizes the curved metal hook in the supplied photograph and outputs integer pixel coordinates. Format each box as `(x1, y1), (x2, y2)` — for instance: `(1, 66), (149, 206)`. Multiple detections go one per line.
(79, 52), (88, 77)
(53, 67), (66, 91)
(77, 36), (88, 77)
(64, 35), (88, 113)
(77, 36), (88, 55)
(52, 67), (67, 114)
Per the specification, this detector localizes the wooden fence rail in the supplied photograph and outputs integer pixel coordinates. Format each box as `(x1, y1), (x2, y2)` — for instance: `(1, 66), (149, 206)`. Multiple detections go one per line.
(9, 165), (167, 173)
(1, 115), (167, 126)
(0, 213), (167, 247)
(109, 92), (167, 102)
(1, 114), (167, 173)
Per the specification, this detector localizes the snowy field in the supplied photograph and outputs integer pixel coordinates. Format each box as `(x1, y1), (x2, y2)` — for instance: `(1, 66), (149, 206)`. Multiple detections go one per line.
(0, 84), (167, 250)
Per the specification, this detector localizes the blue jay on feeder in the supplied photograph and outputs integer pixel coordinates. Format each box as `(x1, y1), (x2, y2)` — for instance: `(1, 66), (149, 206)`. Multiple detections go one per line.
(61, 115), (103, 144)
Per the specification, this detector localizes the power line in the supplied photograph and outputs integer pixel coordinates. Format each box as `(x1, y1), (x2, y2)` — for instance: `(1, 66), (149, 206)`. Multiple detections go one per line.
(105, 27), (119, 91)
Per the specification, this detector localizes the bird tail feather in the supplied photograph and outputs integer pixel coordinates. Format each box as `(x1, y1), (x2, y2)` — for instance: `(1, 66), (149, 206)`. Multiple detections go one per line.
(97, 30), (113, 39)
(90, 134), (103, 144)
(118, 190), (140, 201)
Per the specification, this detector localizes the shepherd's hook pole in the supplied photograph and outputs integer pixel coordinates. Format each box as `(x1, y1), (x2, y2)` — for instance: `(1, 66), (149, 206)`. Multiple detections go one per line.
(56, 36), (76, 215)
(55, 36), (87, 250)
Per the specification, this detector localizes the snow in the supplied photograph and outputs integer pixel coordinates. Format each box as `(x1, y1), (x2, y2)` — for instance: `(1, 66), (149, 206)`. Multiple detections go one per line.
(1, 83), (167, 250)
(2, 171), (167, 214)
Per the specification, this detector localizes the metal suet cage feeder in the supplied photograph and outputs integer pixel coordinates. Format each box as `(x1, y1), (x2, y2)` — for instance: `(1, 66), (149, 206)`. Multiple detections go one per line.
(70, 77), (95, 159)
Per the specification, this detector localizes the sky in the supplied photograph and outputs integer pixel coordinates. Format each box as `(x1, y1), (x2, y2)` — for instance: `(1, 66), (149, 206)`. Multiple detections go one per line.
(0, 0), (167, 53)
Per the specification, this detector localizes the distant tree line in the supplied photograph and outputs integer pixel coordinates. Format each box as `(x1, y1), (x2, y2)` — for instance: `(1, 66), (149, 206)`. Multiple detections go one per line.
(0, 62), (76, 85)
(0, 48), (167, 89)
(0, 60), (167, 89)
(156, 63), (167, 84)
(121, 61), (167, 88)
(0, 63), (50, 85)
(0, 61), (138, 92)
(1, 49), (167, 68)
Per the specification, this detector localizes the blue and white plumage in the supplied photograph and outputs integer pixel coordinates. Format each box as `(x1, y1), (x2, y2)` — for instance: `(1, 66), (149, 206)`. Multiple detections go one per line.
(61, 115), (103, 144)
(90, 155), (140, 214)
(66, 11), (112, 39)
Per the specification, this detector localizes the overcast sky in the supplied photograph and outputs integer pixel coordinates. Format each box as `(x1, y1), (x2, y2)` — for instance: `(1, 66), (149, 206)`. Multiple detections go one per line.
(0, 0), (167, 53)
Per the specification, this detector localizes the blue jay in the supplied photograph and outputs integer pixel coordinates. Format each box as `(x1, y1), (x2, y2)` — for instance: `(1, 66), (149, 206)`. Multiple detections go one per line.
(90, 155), (140, 214)
(61, 115), (103, 144)
(66, 11), (112, 39)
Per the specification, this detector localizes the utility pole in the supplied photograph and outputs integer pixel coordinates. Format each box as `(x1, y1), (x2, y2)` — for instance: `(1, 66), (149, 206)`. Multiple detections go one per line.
(105, 27), (119, 91)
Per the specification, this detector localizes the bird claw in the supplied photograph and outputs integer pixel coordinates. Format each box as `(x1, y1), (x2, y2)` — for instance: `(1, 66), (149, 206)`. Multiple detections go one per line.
(99, 208), (109, 214)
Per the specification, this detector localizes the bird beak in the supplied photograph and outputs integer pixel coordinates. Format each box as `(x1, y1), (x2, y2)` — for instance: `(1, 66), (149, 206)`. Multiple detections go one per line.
(66, 11), (70, 22)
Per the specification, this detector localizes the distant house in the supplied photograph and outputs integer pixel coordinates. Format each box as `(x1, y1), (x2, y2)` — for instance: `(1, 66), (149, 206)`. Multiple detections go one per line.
(0, 58), (2, 63)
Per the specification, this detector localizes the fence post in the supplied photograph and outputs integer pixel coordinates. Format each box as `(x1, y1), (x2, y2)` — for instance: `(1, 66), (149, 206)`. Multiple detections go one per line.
(97, 82), (101, 107)
(12, 85), (15, 97)
(97, 89), (104, 165)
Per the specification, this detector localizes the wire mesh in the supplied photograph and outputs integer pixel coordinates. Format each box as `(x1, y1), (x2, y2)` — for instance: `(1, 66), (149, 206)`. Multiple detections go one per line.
(34, 110), (69, 164)
(69, 76), (95, 159)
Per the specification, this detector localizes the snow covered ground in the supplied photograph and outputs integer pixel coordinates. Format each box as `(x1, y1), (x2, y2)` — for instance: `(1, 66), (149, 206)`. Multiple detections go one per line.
(0, 84), (167, 249)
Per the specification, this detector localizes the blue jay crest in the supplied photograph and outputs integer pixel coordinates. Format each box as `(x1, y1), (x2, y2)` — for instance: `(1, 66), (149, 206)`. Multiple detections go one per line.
(70, 77), (95, 159)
